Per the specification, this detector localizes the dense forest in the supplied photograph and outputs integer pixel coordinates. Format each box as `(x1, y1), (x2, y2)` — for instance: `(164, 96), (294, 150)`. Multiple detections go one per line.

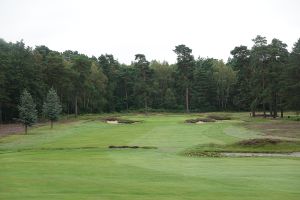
(0, 35), (299, 122)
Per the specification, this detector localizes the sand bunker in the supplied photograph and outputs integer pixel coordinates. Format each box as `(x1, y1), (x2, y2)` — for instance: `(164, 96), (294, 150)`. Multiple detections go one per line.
(103, 117), (140, 124)
(107, 120), (119, 124)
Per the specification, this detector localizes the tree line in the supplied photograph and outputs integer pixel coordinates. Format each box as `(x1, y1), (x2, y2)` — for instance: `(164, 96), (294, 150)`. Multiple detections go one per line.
(0, 35), (299, 122)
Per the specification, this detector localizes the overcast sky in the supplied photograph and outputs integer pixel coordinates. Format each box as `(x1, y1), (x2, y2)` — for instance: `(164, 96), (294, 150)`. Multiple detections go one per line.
(0, 0), (299, 64)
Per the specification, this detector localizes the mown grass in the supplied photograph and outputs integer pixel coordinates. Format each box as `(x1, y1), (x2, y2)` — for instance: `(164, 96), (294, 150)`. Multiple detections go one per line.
(0, 113), (300, 200)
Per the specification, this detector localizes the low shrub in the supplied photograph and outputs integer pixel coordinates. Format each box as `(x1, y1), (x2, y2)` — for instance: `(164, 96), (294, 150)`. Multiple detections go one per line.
(185, 118), (216, 123)
(237, 138), (283, 146)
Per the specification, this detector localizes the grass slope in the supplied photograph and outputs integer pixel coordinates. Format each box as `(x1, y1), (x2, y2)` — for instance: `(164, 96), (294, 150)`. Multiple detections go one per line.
(0, 113), (300, 200)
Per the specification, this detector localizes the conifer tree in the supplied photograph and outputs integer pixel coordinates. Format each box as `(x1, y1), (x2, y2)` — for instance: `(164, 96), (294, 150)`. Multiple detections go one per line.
(43, 88), (62, 128)
(134, 54), (152, 113)
(191, 67), (211, 111)
(174, 45), (195, 112)
(18, 90), (37, 134)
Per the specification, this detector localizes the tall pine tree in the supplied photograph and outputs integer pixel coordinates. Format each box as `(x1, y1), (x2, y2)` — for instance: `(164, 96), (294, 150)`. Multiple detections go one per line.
(134, 54), (152, 113)
(174, 45), (195, 112)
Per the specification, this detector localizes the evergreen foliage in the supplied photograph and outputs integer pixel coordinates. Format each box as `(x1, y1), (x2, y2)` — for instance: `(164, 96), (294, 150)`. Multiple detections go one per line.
(18, 90), (37, 133)
(0, 36), (299, 122)
(43, 88), (62, 128)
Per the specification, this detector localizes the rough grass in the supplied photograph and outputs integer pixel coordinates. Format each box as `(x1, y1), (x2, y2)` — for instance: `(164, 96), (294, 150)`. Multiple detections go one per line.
(185, 139), (300, 154)
(245, 121), (300, 138)
(237, 138), (283, 146)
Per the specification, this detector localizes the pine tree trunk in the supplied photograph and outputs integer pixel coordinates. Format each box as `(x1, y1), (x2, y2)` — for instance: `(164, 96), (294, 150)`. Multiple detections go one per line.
(186, 87), (189, 113)
(83, 94), (86, 110)
(273, 93), (277, 118)
(252, 109), (256, 117)
(144, 96), (148, 114)
(222, 98), (224, 111)
(126, 91), (129, 112)
(75, 96), (78, 118)
(143, 70), (148, 115)
(279, 97), (283, 118)
(60, 93), (63, 113)
(86, 98), (89, 112)
(269, 102), (273, 116)
(273, 110), (277, 118)
(263, 103), (266, 118)
(25, 125), (27, 134)
(262, 71), (266, 118)
(67, 102), (70, 118)
(51, 120), (53, 129)
(125, 84), (129, 112)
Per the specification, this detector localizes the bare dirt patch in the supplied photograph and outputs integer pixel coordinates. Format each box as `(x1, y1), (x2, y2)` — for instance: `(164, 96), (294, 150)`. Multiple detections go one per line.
(252, 114), (275, 118)
(0, 123), (24, 136)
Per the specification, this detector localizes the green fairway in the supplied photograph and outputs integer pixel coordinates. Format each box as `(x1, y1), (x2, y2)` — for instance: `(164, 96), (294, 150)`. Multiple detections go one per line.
(1, 113), (300, 200)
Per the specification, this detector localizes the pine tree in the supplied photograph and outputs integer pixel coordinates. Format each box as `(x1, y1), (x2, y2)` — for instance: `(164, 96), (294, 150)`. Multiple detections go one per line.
(173, 44), (195, 112)
(229, 45), (252, 111)
(18, 90), (37, 134)
(285, 38), (300, 113)
(43, 88), (62, 128)
(134, 54), (152, 113)
(191, 67), (211, 111)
